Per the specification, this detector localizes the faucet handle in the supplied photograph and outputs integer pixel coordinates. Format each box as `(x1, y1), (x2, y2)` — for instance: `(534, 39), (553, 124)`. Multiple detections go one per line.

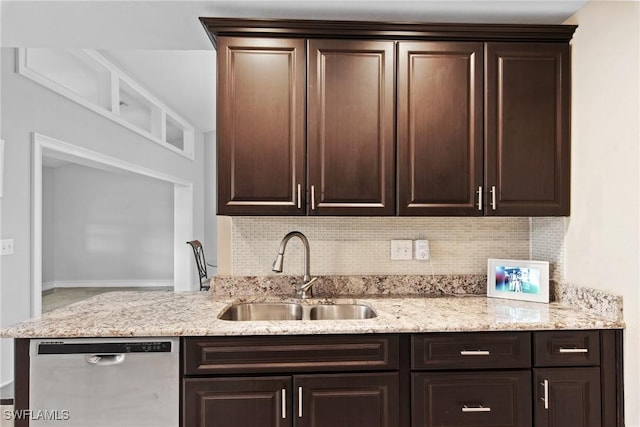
(298, 277), (318, 299)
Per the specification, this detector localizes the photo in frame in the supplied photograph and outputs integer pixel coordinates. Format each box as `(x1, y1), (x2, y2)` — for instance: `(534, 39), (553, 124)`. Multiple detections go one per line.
(487, 258), (550, 303)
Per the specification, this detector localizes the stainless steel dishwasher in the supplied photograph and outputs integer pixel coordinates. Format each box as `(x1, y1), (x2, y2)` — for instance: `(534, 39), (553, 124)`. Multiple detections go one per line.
(29, 337), (179, 427)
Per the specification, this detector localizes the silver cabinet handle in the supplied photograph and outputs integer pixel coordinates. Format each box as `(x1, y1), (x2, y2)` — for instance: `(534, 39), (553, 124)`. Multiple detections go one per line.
(298, 386), (303, 418)
(558, 347), (589, 353)
(460, 350), (490, 356)
(541, 379), (549, 409)
(490, 185), (497, 210)
(462, 404), (491, 413)
(297, 184), (302, 209)
(477, 186), (483, 210)
(281, 389), (286, 419)
(310, 185), (316, 210)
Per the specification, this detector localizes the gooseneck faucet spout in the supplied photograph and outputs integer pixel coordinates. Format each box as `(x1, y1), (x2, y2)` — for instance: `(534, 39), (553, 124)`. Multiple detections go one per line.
(272, 231), (315, 298)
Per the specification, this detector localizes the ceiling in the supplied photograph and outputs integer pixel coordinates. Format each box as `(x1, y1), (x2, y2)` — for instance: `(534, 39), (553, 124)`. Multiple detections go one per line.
(1, 0), (589, 133)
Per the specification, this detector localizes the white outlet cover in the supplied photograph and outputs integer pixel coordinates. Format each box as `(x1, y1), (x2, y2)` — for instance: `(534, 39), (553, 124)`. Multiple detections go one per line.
(391, 240), (412, 260)
(414, 240), (430, 261)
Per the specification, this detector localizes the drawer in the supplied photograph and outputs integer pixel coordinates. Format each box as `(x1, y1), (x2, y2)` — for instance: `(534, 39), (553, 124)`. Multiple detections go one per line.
(534, 330), (600, 367)
(412, 371), (532, 427)
(183, 334), (398, 375)
(411, 332), (531, 370)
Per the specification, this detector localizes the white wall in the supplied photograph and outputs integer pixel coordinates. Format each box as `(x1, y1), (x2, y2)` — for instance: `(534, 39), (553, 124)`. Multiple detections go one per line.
(42, 167), (55, 284)
(204, 131), (217, 271)
(42, 163), (174, 285)
(0, 47), (206, 392)
(564, 1), (640, 425)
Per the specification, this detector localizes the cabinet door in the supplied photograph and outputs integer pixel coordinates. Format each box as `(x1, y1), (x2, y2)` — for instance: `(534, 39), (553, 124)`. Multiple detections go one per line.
(217, 37), (306, 215)
(295, 372), (399, 427)
(307, 39), (395, 216)
(534, 367), (601, 427)
(412, 371), (532, 427)
(397, 42), (483, 216)
(485, 43), (570, 216)
(183, 376), (291, 427)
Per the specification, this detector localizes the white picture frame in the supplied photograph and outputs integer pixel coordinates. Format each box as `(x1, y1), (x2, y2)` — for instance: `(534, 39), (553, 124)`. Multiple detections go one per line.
(487, 258), (550, 303)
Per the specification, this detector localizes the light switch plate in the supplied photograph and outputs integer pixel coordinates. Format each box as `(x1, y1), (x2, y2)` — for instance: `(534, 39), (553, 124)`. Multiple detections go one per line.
(390, 240), (412, 260)
(1, 238), (14, 255)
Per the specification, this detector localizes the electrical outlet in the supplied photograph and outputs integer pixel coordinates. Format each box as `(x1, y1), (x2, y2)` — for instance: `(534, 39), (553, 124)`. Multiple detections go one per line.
(1, 239), (14, 255)
(390, 240), (412, 260)
(414, 240), (430, 260)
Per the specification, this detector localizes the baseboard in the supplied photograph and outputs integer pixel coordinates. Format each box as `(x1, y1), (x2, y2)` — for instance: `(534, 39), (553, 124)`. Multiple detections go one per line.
(42, 280), (173, 291)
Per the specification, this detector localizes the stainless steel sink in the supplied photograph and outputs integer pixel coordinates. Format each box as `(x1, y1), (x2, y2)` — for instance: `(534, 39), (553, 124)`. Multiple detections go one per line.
(218, 303), (303, 321)
(218, 302), (377, 321)
(309, 304), (377, 320)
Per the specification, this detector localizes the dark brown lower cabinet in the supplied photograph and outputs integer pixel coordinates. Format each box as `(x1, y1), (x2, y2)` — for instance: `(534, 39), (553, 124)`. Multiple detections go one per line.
(295, 373), (399, 427)
(534, 368), (602, 427)
(183, 376), (291, 427)
(179, 331), (622, 427)
(183, 373), (398, 427)
(412, 371), (532, 427)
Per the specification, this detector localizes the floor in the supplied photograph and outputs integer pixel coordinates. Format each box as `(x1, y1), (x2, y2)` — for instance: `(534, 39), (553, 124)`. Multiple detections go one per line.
(42, 286), (173, 313)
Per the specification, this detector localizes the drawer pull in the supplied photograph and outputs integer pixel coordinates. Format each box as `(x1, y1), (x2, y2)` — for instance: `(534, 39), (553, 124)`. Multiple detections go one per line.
(558, 347), (589, 354)
(460, 350), (490, 356)
(462, 404), (491, 413)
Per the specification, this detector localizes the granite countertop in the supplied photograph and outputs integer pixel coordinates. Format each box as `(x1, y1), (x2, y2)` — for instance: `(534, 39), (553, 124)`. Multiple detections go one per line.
(0, 285), (624, 338)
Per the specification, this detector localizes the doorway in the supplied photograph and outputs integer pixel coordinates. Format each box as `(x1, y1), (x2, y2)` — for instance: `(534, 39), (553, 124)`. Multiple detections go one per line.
(32, 133), (194, 316)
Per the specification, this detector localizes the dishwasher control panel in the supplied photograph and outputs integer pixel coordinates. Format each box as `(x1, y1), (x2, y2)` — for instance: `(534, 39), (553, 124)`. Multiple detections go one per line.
(37, 340), (173, 354)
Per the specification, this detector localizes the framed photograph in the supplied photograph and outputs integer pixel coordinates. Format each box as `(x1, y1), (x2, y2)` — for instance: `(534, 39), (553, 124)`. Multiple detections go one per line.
(487, 258), (549, 303)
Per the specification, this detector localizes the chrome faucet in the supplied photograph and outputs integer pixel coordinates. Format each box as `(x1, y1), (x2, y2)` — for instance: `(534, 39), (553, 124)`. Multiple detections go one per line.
(272, 231), (317, 299)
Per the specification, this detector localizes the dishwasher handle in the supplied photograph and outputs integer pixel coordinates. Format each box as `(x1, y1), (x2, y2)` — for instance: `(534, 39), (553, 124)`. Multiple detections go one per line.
(86, 354), (126, 366)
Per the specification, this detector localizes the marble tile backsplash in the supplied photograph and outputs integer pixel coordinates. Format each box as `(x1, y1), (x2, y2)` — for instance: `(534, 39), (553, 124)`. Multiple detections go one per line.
(231, 217), (531, 276)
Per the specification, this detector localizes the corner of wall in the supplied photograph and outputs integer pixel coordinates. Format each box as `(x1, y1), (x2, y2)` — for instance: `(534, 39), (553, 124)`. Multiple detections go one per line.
(530, 217), (567, 281)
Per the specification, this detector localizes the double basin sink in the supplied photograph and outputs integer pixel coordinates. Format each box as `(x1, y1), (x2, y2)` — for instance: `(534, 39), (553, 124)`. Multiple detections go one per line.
(219, 302), (377, 321)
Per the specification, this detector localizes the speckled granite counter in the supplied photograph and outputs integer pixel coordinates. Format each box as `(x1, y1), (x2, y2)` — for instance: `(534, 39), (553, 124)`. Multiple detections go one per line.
(0, 288), (624, 338)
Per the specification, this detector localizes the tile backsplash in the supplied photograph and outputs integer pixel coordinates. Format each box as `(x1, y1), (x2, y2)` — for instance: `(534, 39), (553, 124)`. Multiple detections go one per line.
(230, 217), (533, 276)
(531, 217), (567, 281)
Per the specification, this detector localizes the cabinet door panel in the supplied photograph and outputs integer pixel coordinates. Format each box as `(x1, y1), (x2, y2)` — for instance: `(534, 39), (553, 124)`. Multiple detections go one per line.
(308, 39), (395, 215)
(534, 368), (601, 427)
(183, 376), (290, 427)
(485, 43), (570, 216)
(412, 371), (532, 427)
(398, 42), (483, 215)
(295, 372), (399, 427)
(217, 37), (305, 215)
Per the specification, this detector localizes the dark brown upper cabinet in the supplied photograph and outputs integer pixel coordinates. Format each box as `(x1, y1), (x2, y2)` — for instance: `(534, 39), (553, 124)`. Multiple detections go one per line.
(307, 39), (395, 216)
(203, 19), (575, 217)
(397, 42), (484, 216)
(217, 37), (306, 215)
(485, 43), (571, 216)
